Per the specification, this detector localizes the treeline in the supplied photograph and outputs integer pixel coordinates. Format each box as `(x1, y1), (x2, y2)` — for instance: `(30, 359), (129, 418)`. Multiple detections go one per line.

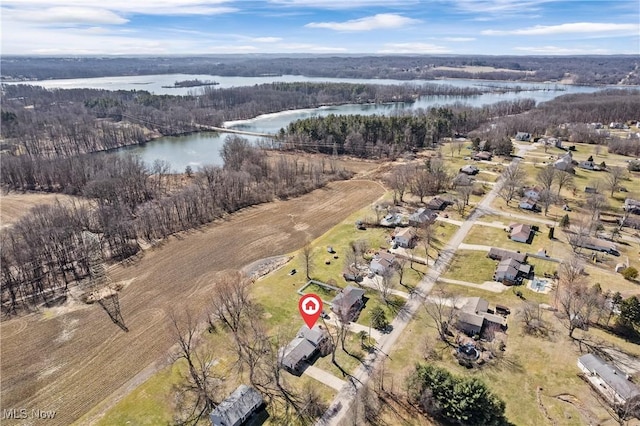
(1, 81), (483, 158)
(469, 89), (640, 144)
(2, 55), (637, 85)
(278, 99), (536, 158)
(1, 137), (351, 314)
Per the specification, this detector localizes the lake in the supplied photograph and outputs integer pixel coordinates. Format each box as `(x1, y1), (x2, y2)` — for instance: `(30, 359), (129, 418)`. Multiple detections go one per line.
(14, 74), (621, 171)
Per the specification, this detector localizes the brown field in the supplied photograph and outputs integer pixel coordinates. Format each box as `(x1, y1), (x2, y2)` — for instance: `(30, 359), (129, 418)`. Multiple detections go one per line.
(0, 192), (85, 227)
(0, 179), (385, 426)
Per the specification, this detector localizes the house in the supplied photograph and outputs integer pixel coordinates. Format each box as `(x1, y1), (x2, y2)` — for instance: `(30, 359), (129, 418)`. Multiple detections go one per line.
(456, 297), (508, 336)
(453, 173), (474, 187)
(393, 226), (416, 248)
(548, 137), (562, 149)
(488, 247), (527, 263)
(509, 223), (533, 243)
(472, 151), (493, 161)
(579, 161), (596, 170)
(624, 198), (640, 215)
(554, 152), (574, 172)
(279, 325), (331, 375)
(523, 186), (542, 200)
(585, 186), (598, 194)
(578, 237), (619, 255)
(330, 285), (365, 321)
(460, 165), (479, 175)
(621, 215), (640, 229)
(408, 207), (438, 227)
(280, 337), (317, 375)
(519, 197), (537, 211)
(426, 196), (449, 211)
(578, 353), (640, 405)
(515, 132), (531, 142)
(369, 252), (396, 275)
(209, 385), (265, 426)
(493, 257), (531, 284)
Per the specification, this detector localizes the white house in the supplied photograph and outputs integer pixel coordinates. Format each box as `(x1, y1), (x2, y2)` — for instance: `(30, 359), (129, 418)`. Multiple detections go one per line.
(370, 252), (396, 275)
(554, 152), (574, 172)
(523, 186), (542, 200)
(519, 198), (537, 211)
(509, 223), (532, 243)
(393, 227), (416, 248)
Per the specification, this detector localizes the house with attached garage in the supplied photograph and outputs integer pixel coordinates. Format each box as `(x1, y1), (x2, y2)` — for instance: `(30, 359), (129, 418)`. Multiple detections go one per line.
(392, 226), (416, 248)
(369, 251), (396, 275)
(456, 297), (508, 336)
(408, 207), (438, 227)
(578, 353), (640, 406)
(518, 197), (537, 211)
(279, 325), (330, 375)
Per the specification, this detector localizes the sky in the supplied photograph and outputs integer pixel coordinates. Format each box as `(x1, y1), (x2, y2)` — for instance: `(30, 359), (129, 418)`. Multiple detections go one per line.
(1, 0), (639, 55)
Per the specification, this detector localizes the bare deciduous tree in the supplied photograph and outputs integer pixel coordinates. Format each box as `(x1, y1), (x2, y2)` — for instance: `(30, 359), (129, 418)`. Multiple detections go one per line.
(423, 289), (458, 344)
(170, 311), (221, 425)
(537, 165), (556, 193)
(302, 242), (314, 280)
(605, 166), (628, 197)
(555, 170), (574, 196)
(498, 161), (526, 205)
(208, 270), (253, 334)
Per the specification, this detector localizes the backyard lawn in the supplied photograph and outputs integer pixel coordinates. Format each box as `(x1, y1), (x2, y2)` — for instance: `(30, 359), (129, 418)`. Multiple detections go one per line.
(441, 250), (497, 283)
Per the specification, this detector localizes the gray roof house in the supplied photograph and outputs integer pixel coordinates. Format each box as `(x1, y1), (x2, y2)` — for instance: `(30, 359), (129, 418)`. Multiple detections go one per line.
(331, 285), (365, 322)
(554, 152), (574, 172)
(456, 297), (508, 336)
(488, 248), (527, 263)
(460, 165), (479, 175)
(578, 353), (640, 405)
(519, 197), (537, 211)
(426, 196), (449, 211)
(408, 208), (438, 227)
(210, 385), (264, 426)
(280, 325), (330, 375)
(515, 132), (531, 141)
(494, 257), (531, 284)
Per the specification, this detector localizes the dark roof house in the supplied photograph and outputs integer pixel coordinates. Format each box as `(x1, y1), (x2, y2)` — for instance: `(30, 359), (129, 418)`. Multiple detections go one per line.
(279, 325), (331, 375)
(624, 198), (640, 215)
(456, 297), (508, 336)
(209, 385), (264, 426)
(515, 132), (531, 141)
(494, 257), (531, 284)
(578, 353), (640, 405)
(331, 285), (365, 322)
(488, 248), (527, 263)
(426, 196), (449, 211)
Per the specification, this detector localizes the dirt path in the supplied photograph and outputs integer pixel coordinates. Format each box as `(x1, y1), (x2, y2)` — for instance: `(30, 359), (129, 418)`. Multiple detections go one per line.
(0, 179), (384, 426)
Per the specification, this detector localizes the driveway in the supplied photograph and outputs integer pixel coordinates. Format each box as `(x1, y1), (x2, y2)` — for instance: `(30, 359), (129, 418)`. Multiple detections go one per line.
(303, 365), (348, 391)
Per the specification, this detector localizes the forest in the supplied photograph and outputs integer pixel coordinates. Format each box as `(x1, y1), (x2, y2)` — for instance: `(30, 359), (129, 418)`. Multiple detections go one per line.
(0, 81), (483, 157)
(0, 137), (351, 314)
(2, 55), (638, 85)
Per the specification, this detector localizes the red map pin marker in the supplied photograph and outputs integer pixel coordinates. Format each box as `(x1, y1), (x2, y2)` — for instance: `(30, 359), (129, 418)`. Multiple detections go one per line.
(299, 294), (323, 329)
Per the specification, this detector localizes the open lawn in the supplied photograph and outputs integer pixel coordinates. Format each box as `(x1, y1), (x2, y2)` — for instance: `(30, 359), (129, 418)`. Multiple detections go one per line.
(441, 250), (497, 283)
(385, 287), (632, 426)
(1, 179), (385, 426)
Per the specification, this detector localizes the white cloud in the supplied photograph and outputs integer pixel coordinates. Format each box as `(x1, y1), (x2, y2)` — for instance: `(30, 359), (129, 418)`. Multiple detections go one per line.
(278, 43), (348, 52)
(269, 0), (418, 8)
(451, 0), (554, 14)
(513, 45), (611, 54)
(8, 7), (128, 25)
(483, 22), (639, 36)
(306, 13), (420, 31)
(442, 37), (475, 41)
(1, 1), (237, 16)
(249, 37), (283, 43)
(378, 42), (450, 54)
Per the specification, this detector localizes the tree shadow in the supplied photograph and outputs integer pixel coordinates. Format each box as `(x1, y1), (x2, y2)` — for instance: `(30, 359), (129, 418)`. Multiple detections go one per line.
(97, 293), (129, 332)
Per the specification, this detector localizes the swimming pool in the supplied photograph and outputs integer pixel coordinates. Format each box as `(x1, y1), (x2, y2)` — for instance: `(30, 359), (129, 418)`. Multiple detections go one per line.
(531, 277), (548, 292)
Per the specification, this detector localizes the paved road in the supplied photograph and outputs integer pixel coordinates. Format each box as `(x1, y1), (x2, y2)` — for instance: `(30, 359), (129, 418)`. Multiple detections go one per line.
(318, 152), (510, 426)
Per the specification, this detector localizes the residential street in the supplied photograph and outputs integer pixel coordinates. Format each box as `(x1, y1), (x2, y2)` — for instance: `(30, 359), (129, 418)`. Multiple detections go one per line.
(318, 151), (512, 425)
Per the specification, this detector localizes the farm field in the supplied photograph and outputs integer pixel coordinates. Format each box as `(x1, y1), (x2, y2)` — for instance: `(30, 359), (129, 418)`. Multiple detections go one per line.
(0, 192), (86, 227)
(0, 178), (385, 426)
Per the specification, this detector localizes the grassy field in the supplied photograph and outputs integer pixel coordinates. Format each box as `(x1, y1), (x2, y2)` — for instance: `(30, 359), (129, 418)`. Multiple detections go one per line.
(441, 249), (497, 283)
(385, 286), (631, 426)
